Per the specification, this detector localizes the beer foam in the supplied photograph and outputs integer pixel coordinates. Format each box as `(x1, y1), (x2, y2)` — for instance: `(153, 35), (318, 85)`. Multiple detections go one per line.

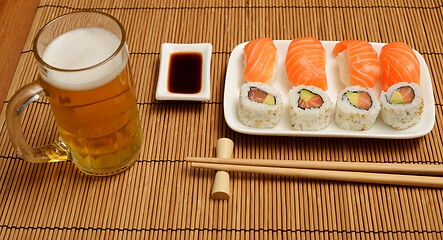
(41, 27), (127, 91)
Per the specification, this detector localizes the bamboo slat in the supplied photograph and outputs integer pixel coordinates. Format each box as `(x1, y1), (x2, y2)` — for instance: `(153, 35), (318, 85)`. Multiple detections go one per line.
(1, 0), (443, 239)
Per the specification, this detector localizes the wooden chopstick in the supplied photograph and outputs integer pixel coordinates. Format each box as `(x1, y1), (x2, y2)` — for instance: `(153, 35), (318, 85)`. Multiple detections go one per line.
(186, 157), (443, 176)
(190, 162), (443, 188)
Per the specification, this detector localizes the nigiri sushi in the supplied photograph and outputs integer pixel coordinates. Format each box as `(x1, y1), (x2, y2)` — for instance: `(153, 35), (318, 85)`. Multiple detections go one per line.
(379, 42), (423, 129)
(285, 37), (327, 90)
(379, 42), (420, 91)
(243, 38), (278, 83)
(333, 40), (380, 88)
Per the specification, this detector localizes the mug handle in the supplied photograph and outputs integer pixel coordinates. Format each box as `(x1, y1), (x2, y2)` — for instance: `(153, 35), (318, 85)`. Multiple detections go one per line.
(6, 81), (70, 163)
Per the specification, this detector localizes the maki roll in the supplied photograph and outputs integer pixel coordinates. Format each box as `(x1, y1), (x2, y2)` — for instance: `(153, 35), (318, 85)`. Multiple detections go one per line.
(380, 82), (423, 129)
(238, 82), (283, 128)
(335, 86), (381, 131)
(288, 85), (332, 130)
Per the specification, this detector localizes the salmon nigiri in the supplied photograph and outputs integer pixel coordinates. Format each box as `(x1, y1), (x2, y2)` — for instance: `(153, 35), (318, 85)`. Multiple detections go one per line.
(379, 42), (420, 92)
(285, 37), (327, 90)
(243, 38), (278, 83)
(333, 40), (380, 88)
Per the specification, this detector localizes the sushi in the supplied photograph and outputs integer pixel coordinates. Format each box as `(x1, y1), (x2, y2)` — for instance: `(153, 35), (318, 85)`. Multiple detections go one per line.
(379, 42), (420, 91)
(284, 38), (332, 130)
(243, 38), (278, 83)
(238, 82), (283, 128)
(285, 37), (327, 90)
(335, 86), (381, 131)
(380, 82), (423, 129)
(333, 40), (381, 131)
(288, 85), (332, 130)
(239, 39), (281, 128)
(333, 40), (380, 88)
(379, 42), (423, 129)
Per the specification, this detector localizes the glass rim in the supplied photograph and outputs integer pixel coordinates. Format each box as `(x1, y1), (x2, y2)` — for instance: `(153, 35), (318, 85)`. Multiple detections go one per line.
(33, 11), (126, 73)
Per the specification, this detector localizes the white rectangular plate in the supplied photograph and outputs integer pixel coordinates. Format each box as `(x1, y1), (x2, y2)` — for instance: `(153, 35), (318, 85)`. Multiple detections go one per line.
(223, 40), (435, 139)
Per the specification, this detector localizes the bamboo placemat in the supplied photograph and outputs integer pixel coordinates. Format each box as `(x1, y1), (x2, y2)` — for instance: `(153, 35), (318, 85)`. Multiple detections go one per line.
(1, 0), (443, 239)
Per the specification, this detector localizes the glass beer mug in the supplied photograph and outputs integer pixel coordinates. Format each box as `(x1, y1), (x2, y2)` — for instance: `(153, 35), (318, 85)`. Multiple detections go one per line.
(6, 11), (143, 176)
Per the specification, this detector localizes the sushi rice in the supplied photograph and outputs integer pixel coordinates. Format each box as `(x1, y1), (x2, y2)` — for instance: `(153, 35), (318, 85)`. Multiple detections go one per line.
(380, 82), (424, 129)
(238, 82), (283, 128)
(288, 85), (332, 130)
(335, 86), (381, 131)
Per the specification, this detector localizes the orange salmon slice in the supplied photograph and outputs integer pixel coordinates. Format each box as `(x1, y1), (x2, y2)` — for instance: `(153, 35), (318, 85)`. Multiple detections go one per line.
(248, 87), (269, 103)
(394, 86), (415, 104)
(298, 93), (324, 109)
(285, 37), (327, 90)
(380, 42), (420, 92)
(346, 91), (372, 110)
(243, 38), (277, 83)
(356, 91), (373, 110)
(333, 40), (380, 88)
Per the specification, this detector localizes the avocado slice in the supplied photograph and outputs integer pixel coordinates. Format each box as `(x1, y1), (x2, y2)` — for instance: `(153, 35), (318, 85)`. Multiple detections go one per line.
(262, 94), (276, 105)
(389, 91), (404, 104)
(300, 89), (315, 101)
(345, 91), (359, 107)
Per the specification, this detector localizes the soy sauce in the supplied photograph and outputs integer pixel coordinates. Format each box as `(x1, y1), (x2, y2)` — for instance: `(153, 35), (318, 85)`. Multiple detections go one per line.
(168, 52), (202, 94)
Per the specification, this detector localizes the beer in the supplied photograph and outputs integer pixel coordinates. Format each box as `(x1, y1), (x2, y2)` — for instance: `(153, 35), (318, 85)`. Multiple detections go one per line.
(40, 27), (142, 175)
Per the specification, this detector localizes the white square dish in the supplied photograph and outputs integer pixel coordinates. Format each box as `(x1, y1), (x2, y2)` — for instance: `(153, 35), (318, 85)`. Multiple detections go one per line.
(156, 43), (212, 101)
